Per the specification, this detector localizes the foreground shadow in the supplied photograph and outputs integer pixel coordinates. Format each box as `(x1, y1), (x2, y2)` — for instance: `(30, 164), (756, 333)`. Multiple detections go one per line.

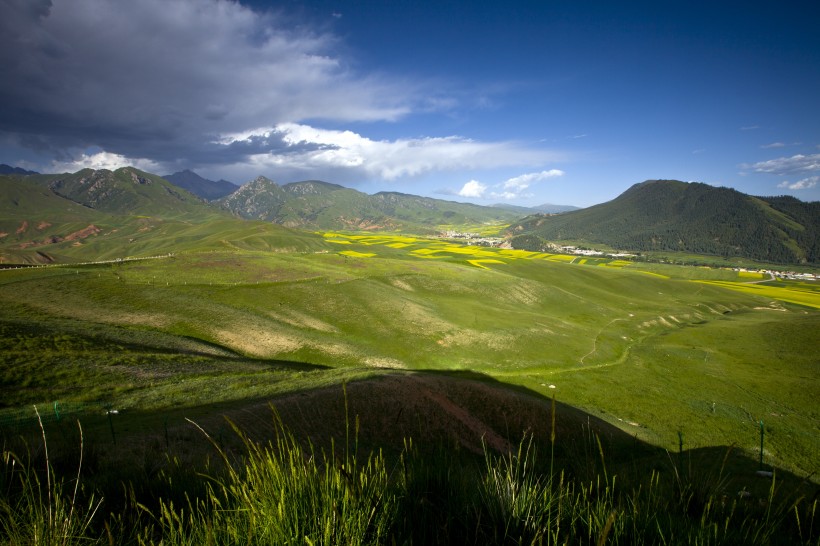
(4, 367), (817, 509)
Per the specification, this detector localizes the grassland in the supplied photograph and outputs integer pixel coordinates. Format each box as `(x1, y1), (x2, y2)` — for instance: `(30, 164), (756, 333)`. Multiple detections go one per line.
(1, 229), (818, 544)
(1, 231), (817, 472)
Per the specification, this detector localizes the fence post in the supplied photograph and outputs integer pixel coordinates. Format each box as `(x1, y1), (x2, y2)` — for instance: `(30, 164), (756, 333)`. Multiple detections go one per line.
(677, 430), (684, 477)
(759, 420), (765, 470)
(106, 406), (117, 445)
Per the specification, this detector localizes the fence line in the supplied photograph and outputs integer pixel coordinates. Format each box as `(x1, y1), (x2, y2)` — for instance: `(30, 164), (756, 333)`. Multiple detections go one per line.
(0, 401), (113, 434)
(0, 253), (175, 271)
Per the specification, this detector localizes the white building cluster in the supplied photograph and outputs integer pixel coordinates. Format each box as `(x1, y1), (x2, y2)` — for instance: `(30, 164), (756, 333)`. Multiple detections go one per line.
(735, 268), (817, 281)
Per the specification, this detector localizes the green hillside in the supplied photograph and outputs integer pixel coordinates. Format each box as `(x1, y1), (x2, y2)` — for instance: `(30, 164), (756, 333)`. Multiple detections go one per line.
(509, 180), (819, 264)
(0, 172), (322, 264)
(1, 175), (115, 263)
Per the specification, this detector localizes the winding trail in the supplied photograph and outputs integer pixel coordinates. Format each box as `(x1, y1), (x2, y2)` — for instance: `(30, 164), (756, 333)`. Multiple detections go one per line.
(579, 317), (628, 365)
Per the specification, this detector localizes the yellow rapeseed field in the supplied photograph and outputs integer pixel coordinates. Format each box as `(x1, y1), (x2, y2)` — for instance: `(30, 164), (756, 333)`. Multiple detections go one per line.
(695, 280), (820, 309)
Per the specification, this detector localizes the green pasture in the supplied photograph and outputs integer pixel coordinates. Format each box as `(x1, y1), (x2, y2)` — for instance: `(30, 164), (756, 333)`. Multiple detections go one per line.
(1, 232), (818, 477)
(0, 214), (326, 264)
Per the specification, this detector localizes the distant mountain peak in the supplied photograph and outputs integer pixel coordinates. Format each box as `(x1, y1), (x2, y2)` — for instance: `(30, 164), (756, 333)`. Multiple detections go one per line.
(216, 175), (289, 221)
(163, 170), (239, 200)
(0, 164), (40, 175)
(250, 175), (276, 186)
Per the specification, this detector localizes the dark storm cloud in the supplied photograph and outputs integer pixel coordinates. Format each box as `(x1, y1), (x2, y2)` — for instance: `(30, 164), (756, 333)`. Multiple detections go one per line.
(0, 0), (409, 169)
(184, 130), (338, 167)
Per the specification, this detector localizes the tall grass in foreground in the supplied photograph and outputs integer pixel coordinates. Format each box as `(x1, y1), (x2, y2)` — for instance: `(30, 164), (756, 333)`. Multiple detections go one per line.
(151, 417), (397, 545)
(0, 407), (103, 545)
(1, 409), (818, 545)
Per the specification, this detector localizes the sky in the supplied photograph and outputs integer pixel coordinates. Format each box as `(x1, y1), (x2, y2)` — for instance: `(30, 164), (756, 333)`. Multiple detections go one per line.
(1, 0), (819, 207)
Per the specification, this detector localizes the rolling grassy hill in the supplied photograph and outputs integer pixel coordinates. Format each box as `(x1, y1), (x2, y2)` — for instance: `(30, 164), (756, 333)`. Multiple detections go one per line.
(509, 180), (820, 264)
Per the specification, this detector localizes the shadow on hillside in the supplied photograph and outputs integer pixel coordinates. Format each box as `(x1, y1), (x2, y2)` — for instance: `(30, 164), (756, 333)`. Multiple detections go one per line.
(5, 367), (817, 509)
(236, 368), (817, 499)
(114, 336), (332, 372)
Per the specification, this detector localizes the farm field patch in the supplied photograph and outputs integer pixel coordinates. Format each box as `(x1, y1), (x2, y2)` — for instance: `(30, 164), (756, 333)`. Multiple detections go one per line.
(695, 279), (820, 309)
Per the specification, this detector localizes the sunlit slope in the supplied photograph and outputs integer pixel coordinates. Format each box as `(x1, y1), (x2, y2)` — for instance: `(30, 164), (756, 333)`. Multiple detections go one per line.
(59, 218), (327, 259)
(1, 243), (779, 369)
(3, 239), (813, 372)
(1, 235), (816, 472)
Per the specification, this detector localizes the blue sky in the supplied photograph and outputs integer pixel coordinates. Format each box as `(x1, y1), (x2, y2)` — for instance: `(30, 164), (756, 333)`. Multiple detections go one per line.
(1, 0), (819, 207)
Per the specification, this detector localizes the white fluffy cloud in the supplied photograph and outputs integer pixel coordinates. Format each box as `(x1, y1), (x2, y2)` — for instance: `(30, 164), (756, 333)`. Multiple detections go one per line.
(502, 169), (564, 191)
(742, 154), (820, 175)
(457, 180), (487, 198)
(216, 123), (558, 182)
(445, 169), (565, 201)
(777, 176), (818, 190)
(51, 151), (161, 173)
(487, 169), (565, 200)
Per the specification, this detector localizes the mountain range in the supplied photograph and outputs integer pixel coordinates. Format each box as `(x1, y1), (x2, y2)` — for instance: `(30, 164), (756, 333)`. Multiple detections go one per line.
(216, 175), (521, 231)
(162, 169), (577, 216)
(1, 168), (818, 265)
(0, 163), (39, 175)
